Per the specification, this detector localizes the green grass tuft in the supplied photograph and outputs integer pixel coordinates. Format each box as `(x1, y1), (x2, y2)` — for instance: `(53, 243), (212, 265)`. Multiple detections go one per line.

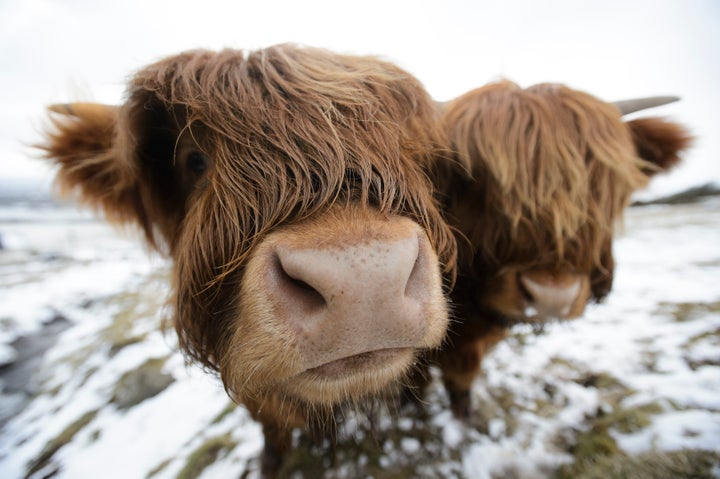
(176, 434), (237, 479)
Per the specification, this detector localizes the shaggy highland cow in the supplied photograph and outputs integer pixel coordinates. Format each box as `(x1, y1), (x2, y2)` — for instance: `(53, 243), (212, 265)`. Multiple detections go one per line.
(434, 80), (692, 417)
(40, 45), (458, 475)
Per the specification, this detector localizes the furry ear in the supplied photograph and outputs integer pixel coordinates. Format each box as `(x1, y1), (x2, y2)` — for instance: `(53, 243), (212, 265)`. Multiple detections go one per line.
(626, 117), (693, 176)
(40, 102), (150, 234)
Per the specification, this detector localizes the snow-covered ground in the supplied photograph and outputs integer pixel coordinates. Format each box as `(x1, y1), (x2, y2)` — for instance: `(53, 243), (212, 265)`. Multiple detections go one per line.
(0, 195), (718, 478)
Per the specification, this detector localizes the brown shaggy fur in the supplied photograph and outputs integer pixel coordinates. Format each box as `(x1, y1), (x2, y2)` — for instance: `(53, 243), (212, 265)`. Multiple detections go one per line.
(435, 80), (692, 417)
(40, 44), (457, 475)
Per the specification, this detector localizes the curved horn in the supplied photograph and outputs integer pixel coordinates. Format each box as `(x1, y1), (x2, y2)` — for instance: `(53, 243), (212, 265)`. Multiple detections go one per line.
(613, 96), (680, 116)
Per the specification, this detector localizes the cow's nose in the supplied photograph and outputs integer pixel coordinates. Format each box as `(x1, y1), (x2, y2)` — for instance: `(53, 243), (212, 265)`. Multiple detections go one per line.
(267, 225), (440, 370)
(518, 272), (582, 319)
(274, 234), (420, 314)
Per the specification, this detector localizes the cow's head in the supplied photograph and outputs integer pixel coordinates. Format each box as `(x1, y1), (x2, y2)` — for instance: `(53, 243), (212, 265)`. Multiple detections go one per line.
(440, 80), (691, 325)
(40, 45), (457, 409)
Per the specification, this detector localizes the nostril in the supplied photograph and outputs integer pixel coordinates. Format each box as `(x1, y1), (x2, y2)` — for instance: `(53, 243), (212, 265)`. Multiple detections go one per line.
(517, 272), (535, 303)
(403, 235), (424, 299)
(273, 254), (327, 313)
(288, 276), (315, 293)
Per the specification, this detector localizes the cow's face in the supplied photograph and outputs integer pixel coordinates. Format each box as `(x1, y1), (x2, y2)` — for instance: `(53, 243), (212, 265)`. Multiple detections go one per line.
(41, 46), (456, 408)
(442, 80), (691, 325)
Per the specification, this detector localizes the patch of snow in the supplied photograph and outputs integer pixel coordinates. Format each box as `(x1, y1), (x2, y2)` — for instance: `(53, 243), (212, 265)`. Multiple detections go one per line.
(1, 198), (719, 478)
(615, 409), (720, 454)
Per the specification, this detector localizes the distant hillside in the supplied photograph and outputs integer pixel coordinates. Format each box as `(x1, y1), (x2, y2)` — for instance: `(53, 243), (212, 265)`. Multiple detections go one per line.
(632, 182), (720, 207)
(0, 177), (54, 206)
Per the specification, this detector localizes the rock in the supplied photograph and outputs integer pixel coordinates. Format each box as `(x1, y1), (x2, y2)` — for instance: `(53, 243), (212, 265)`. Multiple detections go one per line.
(0, 313), (71, 426)
(111, 357), (175, 410)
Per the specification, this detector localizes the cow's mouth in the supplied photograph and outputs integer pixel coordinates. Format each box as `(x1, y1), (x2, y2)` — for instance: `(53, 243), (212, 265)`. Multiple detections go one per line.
(302, 347), (412, 378)
(284, 347), (415, 404)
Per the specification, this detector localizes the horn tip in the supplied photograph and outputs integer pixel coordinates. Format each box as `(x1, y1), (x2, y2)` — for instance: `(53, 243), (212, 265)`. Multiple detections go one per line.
(614, 95), (683, 115)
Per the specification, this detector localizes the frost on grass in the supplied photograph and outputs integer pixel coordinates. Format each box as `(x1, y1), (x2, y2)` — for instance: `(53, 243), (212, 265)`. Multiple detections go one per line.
(24, 409), (99, 478)
(175, 434), (238, 479)
(554, 449), (720, 479)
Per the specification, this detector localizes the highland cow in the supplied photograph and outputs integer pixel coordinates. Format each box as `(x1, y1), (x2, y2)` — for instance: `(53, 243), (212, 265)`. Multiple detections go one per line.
(40, 45), (457, 474)
(434, 80), (692, 417)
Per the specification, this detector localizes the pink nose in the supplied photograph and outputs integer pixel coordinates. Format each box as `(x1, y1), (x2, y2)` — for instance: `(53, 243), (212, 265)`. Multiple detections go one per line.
(519, 273), (582, 319)
(265, 219), (444, 371)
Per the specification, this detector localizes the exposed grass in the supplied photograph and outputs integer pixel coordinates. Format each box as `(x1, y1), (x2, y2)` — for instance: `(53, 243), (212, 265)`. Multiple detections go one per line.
(25, 409), (99, 478)
(556, 449), (720, 479)
(100, 286), (164, 356)
(547, 355), (584, 371)
(552, 401), (668, 479)
(145, 458), (172, 479)
(108, 334), (147, 357)
(35, 277), (167, 398)
(176, 434), (237, 479)
(684, 326), (720, 349)
(575, 371), (630, 392)
(275, 401), (465, 479)
(680, 313), (720, 370)
(210, 402), (239, 425)
(657, 300), (720, 323)
(686, 357), (720, 370)
(597, 402), (664, 434)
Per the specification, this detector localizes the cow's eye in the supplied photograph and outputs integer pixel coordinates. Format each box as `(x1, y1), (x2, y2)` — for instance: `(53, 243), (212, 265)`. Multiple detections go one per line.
(186, 150), (209, 175)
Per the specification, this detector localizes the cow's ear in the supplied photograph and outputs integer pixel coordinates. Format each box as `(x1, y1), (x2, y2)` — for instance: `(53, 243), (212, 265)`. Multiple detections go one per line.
(40, 102), (150, 233)
(626, 117), (693, 176)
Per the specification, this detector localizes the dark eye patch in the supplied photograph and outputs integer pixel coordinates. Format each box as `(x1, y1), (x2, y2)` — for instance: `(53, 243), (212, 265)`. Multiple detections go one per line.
(186, 150), (209, 174)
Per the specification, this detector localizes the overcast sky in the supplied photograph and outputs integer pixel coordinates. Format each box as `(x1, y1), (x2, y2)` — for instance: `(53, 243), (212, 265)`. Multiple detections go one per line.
(1, 0), (718, 196)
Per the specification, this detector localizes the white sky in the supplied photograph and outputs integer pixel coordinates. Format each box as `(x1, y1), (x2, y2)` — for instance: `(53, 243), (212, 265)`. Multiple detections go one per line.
(1, 0), (718, 196)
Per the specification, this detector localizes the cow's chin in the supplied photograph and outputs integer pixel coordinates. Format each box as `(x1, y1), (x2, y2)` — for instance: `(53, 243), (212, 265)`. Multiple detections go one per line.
(498, 308), (580, 328)
(281, 347), (415, 405)
(484, 298), (588, 326)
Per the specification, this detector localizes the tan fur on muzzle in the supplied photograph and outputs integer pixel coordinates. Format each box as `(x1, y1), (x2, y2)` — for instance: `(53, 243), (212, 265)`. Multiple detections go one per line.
(220, 206), (448, 405)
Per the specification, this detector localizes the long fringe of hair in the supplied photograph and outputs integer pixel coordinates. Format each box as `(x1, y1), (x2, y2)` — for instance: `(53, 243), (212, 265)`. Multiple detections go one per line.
(443, 80), (650, 277)
(115, 45), (456, 369)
